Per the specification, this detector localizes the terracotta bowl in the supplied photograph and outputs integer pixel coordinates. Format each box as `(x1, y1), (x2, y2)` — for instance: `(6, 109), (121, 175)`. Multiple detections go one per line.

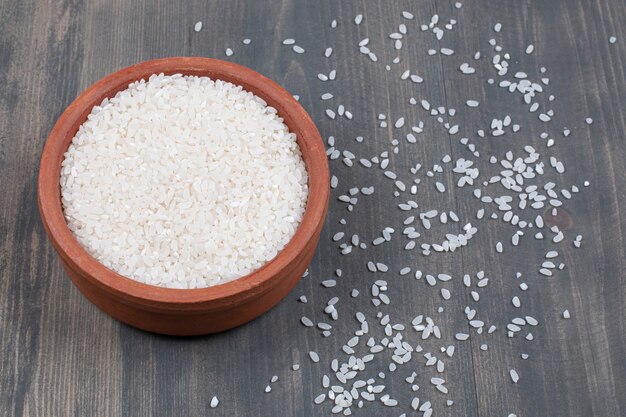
(38, 57), (330, 336)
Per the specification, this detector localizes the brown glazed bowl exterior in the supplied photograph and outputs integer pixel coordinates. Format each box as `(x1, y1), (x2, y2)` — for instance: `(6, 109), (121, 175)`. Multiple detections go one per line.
(38, 57), (330, 336)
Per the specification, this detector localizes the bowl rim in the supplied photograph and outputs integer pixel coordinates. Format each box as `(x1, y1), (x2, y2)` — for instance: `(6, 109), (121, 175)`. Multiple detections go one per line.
(38, 57), (329, 311)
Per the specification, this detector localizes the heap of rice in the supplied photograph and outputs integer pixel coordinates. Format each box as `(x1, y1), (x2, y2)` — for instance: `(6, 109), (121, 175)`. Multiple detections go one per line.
(60, 73), (308, 289)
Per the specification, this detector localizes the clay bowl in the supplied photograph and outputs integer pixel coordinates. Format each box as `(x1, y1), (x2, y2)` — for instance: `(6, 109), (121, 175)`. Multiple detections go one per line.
(38, 57), (330, 336)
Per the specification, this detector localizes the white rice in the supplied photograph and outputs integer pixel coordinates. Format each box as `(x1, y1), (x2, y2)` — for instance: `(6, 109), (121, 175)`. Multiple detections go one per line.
(61, 73), (308, 289)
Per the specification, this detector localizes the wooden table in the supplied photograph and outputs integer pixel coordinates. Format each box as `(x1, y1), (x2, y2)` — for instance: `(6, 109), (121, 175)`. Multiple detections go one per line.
(1, 0), (624, 416)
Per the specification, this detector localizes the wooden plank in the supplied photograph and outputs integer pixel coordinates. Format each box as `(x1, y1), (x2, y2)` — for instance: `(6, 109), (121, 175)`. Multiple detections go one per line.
(0, 0), (128, 414)
(437, 0), (626, 416)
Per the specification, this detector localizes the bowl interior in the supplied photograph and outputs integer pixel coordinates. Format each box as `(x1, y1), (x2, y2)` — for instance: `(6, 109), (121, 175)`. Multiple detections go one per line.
(38, 57), (329, 308)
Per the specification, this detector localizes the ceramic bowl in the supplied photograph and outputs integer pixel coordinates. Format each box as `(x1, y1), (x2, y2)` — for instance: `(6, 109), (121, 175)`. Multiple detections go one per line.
(38, 57), (329, 336)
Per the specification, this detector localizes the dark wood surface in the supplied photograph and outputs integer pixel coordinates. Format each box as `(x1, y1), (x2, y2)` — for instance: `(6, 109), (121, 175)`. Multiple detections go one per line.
(1, 0), (625, 416)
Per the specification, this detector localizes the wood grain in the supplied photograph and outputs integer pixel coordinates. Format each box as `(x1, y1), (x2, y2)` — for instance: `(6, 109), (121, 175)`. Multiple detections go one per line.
(1, 0), (624, 416)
